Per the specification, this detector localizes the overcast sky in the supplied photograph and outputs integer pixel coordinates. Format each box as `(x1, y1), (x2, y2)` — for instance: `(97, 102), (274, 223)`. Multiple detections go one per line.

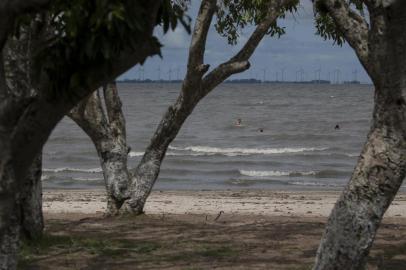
(120, 0), (371, 83)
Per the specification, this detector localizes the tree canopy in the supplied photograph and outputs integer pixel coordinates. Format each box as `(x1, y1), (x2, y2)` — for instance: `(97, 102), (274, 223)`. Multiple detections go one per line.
(216, 0), (299, 44)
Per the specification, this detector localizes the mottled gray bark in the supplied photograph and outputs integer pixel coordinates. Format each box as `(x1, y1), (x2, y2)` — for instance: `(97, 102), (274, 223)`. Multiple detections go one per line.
(313, 1), (406, 269)
(69, 84), (130, 215)
(3, 24), (45, 241)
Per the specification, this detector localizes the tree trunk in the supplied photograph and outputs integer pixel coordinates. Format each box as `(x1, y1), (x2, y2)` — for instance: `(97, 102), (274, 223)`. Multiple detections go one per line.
(0, 159), (21, 270)
(20, 154), (44, 240)
(0, 202), (20, 270)
(69, 85), (130, 216)
(314, 100), (406, 269)
(125, 95), (196, 214)
(314, 5), (406, 268)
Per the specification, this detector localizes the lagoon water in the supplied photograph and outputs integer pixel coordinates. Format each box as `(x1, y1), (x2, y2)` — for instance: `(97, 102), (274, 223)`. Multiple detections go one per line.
(43, 83), (375, 190)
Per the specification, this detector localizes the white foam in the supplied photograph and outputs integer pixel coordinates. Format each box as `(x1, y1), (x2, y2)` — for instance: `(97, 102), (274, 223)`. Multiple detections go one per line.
(169, 145), (327, 156)
(128, 151), (144, 157)
(73, 177), (103, 182)
(239, 170), (316, 177)
(43, 167), (102, 173)
(240, 170), (290, 177)
(289, 181), (342, 187)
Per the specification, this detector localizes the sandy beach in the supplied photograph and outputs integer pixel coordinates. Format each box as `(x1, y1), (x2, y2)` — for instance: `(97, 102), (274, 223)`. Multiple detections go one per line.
(43, 189), (406, 218)
(16, 189), (405, 269)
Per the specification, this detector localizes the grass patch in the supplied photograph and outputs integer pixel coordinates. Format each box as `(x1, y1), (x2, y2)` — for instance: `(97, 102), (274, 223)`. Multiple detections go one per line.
(19, 233), (160, 266)
(197, 245), (238, 258)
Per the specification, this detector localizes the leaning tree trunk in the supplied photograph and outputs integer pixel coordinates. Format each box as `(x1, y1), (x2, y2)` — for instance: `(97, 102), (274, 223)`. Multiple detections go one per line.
(125, 94), (198, 214)
(69, 85), (130, 215)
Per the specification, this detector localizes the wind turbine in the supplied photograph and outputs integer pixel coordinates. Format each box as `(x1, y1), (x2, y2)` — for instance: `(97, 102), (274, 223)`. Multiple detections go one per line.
(139, 67), (145, 81)
(157, 66), (161, 81)
(334, 68), (341, 84)
(280, 68), (286, 82)
(314, 66), (321, 83)
(262, 68), (267, 83)
(168, 67), (172, 81)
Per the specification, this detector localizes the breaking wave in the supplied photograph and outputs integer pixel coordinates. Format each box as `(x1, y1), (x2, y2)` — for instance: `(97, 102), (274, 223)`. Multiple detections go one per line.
(239, 170), (316, 177)
(239, 169), (349, 178)
(168, 145), (328, 156)
(43, 167), (102, 173)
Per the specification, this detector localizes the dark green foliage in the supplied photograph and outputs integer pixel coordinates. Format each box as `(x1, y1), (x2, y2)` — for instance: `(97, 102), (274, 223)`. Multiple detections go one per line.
(11, 1), (189, 96)
(215, 0), (299, 45)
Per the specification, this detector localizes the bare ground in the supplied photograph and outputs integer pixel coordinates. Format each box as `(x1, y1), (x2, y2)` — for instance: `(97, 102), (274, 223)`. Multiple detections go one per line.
(19, 213), (406, 270)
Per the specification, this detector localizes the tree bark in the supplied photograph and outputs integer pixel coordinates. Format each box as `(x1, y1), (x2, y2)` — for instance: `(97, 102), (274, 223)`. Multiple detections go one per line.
(313, 2), (406, 268)
(314, 93), (406, 269)
(69, 85), (130, 215)
(20, 154), (44, 240)
(125, 94), (198, 214)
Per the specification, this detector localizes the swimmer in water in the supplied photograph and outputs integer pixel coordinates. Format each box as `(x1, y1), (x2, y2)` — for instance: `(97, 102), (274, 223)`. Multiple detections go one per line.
(235, 118), (242, 126)
(258, 128), (264, 132)
(335, 124), (340, 130)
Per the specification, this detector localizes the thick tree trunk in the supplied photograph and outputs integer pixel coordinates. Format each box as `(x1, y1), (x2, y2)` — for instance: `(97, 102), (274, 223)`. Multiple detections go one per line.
(314, 98), (406, 269)
(313, 4), (406, 268)
(0, 164), (21, 270)
(20, 154), (44, 240)
(125, 95), (196, 214)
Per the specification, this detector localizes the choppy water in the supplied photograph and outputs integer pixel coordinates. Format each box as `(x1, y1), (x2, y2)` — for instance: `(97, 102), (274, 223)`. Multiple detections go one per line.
(43, 83), (377, 190)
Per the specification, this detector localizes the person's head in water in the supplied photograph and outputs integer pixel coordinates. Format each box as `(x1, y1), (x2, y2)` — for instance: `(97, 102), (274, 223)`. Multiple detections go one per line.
(235, 118), (242, 126)
(335, 124), (340, 130)
(259, 128), (264, 132)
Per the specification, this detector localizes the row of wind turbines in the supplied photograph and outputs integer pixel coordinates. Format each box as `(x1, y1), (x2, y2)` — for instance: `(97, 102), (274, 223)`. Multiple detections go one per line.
(130, 66), (361, 84)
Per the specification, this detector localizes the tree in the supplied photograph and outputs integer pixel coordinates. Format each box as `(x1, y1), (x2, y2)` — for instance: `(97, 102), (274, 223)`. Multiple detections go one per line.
(0, 1), (187, 269)
(312, 1), (406, 269)
(68, 0), (299, 216)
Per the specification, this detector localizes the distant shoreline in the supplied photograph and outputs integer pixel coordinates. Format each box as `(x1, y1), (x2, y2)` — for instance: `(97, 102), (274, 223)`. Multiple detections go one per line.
(116, 80), (372, 85)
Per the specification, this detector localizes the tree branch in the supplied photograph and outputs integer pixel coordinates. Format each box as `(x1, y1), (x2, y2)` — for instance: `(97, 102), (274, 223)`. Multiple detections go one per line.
(201, 0), (292, 93)
(103, 82), (126, 138)
(186, 0), (216, 76)
(68, 90), (110, 141)
(315, 0), (370, 69)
